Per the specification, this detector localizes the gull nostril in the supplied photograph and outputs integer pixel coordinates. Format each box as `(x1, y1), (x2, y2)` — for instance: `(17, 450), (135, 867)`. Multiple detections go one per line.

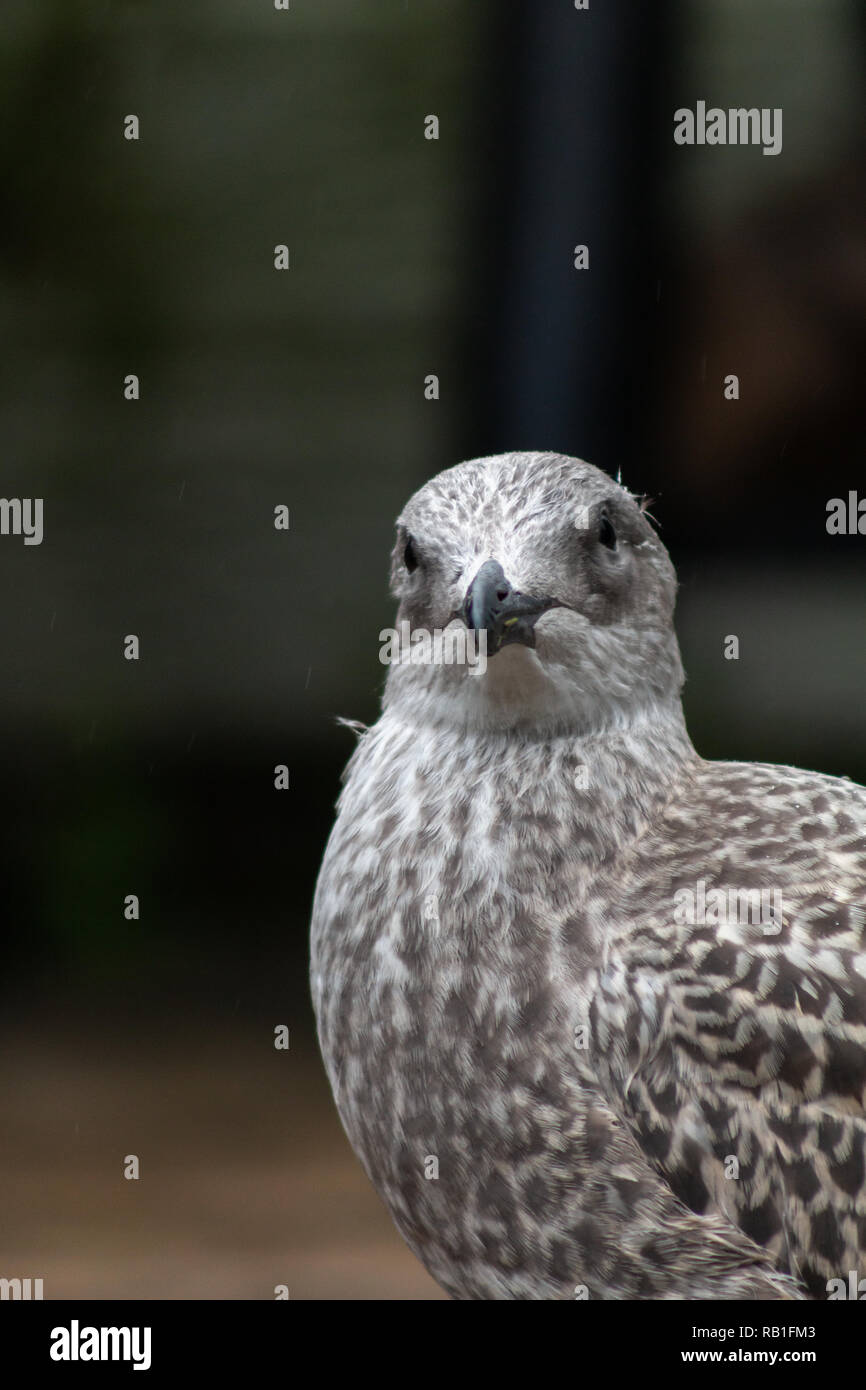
(495, 587), (509, 602)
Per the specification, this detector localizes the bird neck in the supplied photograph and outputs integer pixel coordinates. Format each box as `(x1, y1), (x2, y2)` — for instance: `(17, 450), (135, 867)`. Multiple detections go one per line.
(376, 697), (698, 869)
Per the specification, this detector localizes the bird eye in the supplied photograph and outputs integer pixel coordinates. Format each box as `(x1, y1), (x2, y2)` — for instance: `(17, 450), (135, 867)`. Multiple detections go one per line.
(404, 536), (419, 573)
(598, 511), (617, 550)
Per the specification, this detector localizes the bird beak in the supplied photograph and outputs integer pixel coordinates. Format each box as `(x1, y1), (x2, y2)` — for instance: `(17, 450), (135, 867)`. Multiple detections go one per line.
(460, 559), (559, 657)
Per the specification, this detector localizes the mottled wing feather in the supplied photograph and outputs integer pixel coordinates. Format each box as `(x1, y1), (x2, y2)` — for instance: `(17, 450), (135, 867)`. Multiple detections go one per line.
(590, 760), (866, 1298)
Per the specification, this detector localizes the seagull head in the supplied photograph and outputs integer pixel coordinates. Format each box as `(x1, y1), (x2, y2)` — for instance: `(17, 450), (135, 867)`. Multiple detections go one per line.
(384, 452), (684, 733)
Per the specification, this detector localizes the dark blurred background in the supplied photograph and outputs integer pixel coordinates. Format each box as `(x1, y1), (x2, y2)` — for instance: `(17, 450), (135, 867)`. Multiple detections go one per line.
(1, 0), (864, 1298)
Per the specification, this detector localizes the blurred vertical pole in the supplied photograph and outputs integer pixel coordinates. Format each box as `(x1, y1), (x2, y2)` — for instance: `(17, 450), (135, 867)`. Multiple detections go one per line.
(461, 0), (674, 477)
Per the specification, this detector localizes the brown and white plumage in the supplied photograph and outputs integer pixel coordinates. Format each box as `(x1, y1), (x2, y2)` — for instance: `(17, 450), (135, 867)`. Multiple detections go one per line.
(310, 451), (866, 1299)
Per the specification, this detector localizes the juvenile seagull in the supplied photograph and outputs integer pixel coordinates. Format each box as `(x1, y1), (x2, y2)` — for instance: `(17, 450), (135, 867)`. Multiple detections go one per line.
(310, 451), (866, 1300)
